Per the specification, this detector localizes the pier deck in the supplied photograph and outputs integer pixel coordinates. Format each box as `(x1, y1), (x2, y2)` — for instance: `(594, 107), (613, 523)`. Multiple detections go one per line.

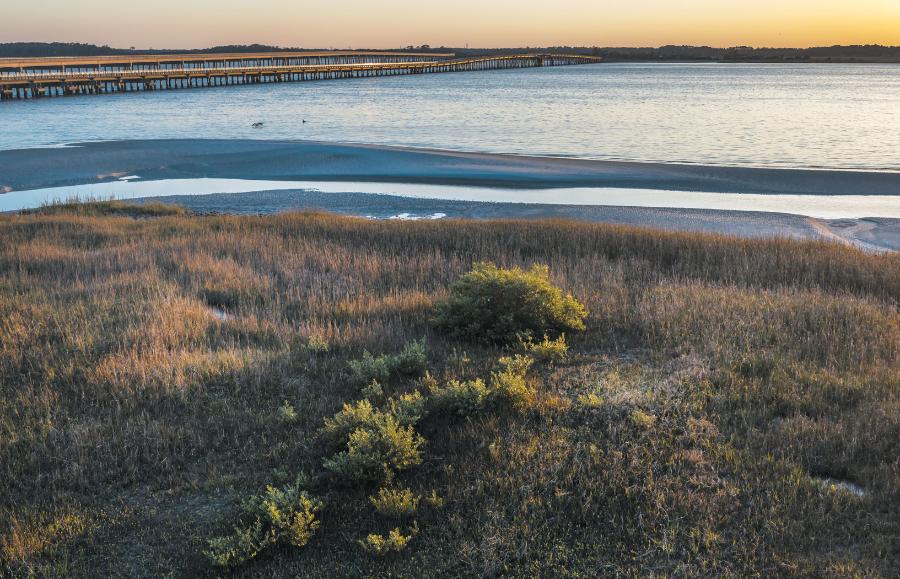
(0, 52), (601, 100)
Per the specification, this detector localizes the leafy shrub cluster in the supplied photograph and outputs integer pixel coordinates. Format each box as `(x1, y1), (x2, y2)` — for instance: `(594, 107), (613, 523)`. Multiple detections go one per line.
(207, 264), (573, 566)
(427, 355), (536, 416)
(369, 486), (420, 518)
(358, 526), (418, 556)
(322, 394), (426, 444)
(205, 480), (324, 568)
(521, 333), (569, 364)
(426, 376), (491, 417)
(348, 339), (428, 388)
(278, 400), (298, 424)
(322, 347), (538, 555)
(490, 355), (535, 411)
(434, 263), (587, 344)
(322, 396), (426, 483)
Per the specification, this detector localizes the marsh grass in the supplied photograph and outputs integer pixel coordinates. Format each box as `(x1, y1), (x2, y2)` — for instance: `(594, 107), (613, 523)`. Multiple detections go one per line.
(0, 205), (897, 577)
(26, 199), (187, 218)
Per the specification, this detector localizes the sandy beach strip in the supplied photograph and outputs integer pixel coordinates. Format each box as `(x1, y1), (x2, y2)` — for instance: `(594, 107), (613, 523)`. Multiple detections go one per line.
(2, 138), (900, 195)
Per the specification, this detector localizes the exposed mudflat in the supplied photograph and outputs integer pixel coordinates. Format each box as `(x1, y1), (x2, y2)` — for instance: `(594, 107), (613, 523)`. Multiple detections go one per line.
(2, 139), (897, 250)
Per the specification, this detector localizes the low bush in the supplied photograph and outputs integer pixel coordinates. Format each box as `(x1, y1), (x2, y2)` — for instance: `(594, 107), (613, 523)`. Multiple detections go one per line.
(434, 262), (587, 343)
(521, 333), (569, 364)
(427, 355), (536, 417)
(358, 526), (417, 556)
(323, 393), (425, 442)
(428, 377), (491, 417)
(348, 352), (392, 387)
(322, 399), (381, 445)
(348, 339), (428, 388)
(205, 481), (324, 568)
(386, 391), (427, 427)
(322, 389), (430, 484)
(369, 487), (420, 518)
(278, 401), (298, 424)
(489, 355), (535, 411)
(391, 339), (428, 376)
(323, 411), (425, 483)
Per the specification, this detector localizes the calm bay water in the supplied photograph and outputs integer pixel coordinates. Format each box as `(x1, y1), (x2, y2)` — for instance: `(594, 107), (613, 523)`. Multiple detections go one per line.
(2, 62), (899, 171)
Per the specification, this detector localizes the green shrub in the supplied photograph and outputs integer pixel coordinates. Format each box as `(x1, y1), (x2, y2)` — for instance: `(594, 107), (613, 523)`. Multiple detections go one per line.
(427, 356), (535, 417)
(427, 377), (491, 417)
(324, 393), (424, 442)
(322, 390), (428, 483)
(323, 413), (425, 483)
(322, 399), (380, 445)
(358, 526), (417, 556)
(391, 339), (428, 376)
(369, 487), (420, 518)
(348, 351), (391, 387)
(361, 380), (384, 400)
(496, 354), (534, 377)
(521, 333), (569, 364)
(386, 391), (427, 427)
(205, 519), (267, 568)
(348, 339), (428, 387)
(489, 355), (535, 411)
(205, 481), (324, 568)
(278, 401), (298, 424)
(434, 263), (587, 343)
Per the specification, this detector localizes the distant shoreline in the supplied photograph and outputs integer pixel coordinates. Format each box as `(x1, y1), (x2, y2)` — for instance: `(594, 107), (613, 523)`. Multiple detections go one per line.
(4, 42), (900, 63)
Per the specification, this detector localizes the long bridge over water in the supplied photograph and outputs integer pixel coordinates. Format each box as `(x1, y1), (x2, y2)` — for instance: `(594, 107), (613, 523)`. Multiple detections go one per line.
(0, 51), (601, 101)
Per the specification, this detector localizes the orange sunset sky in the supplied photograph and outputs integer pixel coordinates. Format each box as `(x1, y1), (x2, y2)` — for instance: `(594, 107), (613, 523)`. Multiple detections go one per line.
(2, 0), (899, 48)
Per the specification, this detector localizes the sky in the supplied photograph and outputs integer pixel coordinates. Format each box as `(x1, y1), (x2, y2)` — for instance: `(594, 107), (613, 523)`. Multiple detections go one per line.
(3, 0), (900, 49)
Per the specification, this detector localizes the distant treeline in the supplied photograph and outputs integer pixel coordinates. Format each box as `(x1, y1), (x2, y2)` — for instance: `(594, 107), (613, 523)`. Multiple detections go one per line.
(3, 42), (900, 62)
(0, 43), (326, 57)
(591, 44), (900, 62)
(464, 45), (900, 62)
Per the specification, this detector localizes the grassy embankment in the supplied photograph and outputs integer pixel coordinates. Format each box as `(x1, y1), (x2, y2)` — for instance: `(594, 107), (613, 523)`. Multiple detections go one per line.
(1, 202), (898, 577)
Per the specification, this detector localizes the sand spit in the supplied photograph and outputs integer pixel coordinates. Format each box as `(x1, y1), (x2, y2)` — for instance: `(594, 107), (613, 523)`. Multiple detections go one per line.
(2, 138), (900, 195)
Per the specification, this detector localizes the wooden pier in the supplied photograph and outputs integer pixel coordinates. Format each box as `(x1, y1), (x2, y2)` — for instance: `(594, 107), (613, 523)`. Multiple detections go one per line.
(0, 52), (601, 101)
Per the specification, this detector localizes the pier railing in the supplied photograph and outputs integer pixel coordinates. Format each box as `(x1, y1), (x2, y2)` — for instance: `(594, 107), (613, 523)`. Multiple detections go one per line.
(0, 53), (601, 101)
(0, 51), (455, 75)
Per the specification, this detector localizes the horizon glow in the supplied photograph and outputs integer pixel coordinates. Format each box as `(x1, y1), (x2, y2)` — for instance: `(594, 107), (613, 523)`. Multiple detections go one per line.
(2, 0), (900, 50)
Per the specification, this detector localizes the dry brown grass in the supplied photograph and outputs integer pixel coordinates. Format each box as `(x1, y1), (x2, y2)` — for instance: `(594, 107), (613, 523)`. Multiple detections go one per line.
(0, 206), (897, 577)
